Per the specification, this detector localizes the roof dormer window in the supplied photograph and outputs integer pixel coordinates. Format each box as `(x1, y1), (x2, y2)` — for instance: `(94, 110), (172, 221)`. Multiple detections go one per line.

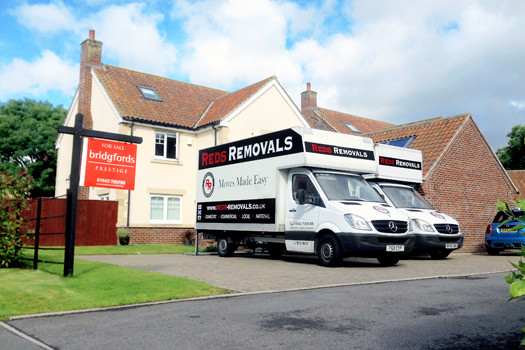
(138, 86), (161, 101)
(343, 122), (360, 133)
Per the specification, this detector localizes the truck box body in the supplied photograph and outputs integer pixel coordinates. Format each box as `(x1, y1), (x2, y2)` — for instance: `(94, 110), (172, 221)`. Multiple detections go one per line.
(367, 144), (463, 258)
(196, 127), (414, 266)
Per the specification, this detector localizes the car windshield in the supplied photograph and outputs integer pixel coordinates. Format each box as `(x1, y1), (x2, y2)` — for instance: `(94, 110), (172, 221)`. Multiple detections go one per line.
(315, 173), (385, 202)
(380, 185), (434, 209)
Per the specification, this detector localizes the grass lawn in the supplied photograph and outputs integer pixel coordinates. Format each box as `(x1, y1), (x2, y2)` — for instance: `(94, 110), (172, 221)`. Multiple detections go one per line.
(0, 246), (227, 321)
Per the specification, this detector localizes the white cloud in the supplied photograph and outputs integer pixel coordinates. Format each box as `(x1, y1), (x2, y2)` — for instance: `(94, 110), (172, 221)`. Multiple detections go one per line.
(510, 100), (525, 110)
(0, 50), (78, 100)
(12, 1), (76, 33)
(84, 3), (178, 76)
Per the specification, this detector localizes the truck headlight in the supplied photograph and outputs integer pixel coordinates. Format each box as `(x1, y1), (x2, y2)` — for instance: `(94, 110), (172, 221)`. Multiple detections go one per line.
(345, 214), (372, 231)
(411, 219), (434, 232)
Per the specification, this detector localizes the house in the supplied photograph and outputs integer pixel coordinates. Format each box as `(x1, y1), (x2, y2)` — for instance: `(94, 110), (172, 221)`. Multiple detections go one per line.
(55, 30), (309, 244)
(300, 84), (519, 252)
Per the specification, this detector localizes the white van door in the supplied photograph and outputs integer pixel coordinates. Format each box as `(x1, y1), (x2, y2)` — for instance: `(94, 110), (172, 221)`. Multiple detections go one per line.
(284, 173), (321, 253)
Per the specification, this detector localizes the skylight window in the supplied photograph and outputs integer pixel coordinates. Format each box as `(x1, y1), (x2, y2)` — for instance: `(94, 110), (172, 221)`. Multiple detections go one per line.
(381, 136), (416, 148)
(343, 122), (360, 133)
(138, 86), (161, 101)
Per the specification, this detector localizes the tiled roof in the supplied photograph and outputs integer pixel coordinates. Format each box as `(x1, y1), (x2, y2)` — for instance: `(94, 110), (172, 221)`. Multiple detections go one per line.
(94, 64), (275, 129)
(365, 114), (471, 176)
(507, 170), (525, 195)
(312, 108), (395, 135)
(195, 76), (276, 127)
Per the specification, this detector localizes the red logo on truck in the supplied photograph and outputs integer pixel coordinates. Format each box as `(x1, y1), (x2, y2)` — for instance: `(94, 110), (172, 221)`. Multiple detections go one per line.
(202, 172), (215, 197)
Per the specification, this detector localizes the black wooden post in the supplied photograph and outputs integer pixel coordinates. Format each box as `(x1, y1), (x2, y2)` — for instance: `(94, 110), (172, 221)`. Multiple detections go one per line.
(58, 113), (142, 277)
(64, 114), (83, 276)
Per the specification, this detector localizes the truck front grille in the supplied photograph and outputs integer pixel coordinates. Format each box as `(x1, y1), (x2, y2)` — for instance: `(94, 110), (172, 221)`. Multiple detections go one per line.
(372, 220), (408, 234)
(434, 224), (459, 234)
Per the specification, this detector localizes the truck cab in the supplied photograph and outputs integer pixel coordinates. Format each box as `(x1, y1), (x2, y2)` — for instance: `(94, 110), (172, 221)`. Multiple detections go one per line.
(369, 182), (463, 259)
(285, 168), (414, 266)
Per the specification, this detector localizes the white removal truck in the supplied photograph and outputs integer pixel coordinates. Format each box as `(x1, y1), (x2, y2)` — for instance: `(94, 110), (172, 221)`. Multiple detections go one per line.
(366, 144), (463, 259)
(195, 127), (415, 267)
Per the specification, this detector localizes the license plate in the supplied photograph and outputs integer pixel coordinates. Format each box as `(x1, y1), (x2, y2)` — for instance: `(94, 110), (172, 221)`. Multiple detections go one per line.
(445, 243), (458, 249)
(386, 245), (404, 252)
(500, 229), (511, 232)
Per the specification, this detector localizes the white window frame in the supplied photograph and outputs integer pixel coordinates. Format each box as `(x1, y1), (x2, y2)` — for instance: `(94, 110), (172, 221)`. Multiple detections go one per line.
(99, 194), (110, 200)
(149, 194), (182, 224)
(154, 131), (179, 160)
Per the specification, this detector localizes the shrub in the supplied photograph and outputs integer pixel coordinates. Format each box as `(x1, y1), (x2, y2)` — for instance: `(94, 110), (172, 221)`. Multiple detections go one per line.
(0, 171), (33, 267)
(498, 198), (525, 347)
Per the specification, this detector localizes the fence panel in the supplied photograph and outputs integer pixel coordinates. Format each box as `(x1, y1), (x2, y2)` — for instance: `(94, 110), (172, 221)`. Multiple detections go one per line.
(24, 199), (118, 246)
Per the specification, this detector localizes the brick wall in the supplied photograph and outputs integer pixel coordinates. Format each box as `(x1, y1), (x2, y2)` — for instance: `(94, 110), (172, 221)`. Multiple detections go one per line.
(128, 227), (214, 248)
(420, 119), (518, 252)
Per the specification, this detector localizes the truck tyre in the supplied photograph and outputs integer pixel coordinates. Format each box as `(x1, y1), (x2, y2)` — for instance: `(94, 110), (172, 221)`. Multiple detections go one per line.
(377, 255), (400, 266)
(217, 237), (235, 257)
(318, 234), (342, 267)
(428, 250), (451, 260)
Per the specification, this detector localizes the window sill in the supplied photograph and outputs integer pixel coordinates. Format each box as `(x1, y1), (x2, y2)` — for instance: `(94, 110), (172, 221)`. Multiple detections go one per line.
(151, 158), (182, 166)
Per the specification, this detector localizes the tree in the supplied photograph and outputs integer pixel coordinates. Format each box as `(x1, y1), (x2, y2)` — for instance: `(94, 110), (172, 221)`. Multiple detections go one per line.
(496, 124), (525, 170)
(0, 98), (66, 197)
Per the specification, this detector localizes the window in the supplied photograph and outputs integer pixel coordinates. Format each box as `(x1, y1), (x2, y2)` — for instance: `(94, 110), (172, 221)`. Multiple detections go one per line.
(99, 194), (109, 200)
(380, 136), (416, 148)
(138, 86), (161, 101)
(155, 132), (178, 160)
(343, 122), (360, 133)
(292, 174), (322, 206)
(150, 195), (182, 223)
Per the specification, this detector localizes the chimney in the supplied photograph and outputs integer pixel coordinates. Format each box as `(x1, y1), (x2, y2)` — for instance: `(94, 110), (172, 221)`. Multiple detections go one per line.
(78, 29), (103, 130)
(301, 82), (317, 113)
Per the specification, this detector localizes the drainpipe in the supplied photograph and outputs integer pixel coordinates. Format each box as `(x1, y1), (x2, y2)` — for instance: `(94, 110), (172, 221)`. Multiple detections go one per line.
(212, 122), (219, 145)
(126, 122), (134, 228)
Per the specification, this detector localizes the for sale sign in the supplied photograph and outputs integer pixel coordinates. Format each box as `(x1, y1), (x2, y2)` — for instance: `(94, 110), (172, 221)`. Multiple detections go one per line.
(80, 138), (137, 190)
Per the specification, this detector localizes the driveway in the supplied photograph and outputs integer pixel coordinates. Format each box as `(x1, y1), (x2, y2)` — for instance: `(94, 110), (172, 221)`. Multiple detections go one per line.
(79, 252), (520, 293)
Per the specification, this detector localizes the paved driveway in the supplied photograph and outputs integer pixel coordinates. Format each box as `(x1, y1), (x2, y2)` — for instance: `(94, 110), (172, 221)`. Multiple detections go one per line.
(79, 252), (520, 293)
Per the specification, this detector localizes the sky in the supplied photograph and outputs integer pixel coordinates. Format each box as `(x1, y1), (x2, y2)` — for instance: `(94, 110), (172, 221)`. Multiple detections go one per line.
(1, 0), (524, 151)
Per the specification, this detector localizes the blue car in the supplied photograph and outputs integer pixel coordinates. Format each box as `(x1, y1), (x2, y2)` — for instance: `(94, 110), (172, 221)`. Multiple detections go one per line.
(485, 210), (525, 255)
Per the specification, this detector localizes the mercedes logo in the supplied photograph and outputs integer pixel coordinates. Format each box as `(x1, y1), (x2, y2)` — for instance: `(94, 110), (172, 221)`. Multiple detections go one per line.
(446, 225), (453, 234)
(388, 221), (398, 233)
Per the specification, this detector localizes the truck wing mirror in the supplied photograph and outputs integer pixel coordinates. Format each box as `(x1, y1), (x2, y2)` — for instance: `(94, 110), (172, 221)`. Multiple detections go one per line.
(296, 189), (306, 205)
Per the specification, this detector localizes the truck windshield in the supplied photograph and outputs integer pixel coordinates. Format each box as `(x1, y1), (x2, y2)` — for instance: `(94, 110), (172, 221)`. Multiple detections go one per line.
(315, 173), (385, 202)
(380, 185), (433, 209)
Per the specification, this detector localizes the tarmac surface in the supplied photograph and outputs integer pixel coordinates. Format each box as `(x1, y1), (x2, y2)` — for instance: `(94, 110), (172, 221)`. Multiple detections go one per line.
(2, 251), (522, 349)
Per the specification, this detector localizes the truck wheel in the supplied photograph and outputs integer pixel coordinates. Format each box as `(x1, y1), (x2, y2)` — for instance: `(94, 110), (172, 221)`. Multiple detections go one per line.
(377, 255), (400, 266)
(428, 250), (451, 260)
(318, 234), (342, 267)
(267, 244), (285, 258)
(217, 237), (235, 257)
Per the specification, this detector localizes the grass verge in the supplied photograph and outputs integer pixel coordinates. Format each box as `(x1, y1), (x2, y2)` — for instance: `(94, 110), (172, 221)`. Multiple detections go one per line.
(0, 248), (227, 321)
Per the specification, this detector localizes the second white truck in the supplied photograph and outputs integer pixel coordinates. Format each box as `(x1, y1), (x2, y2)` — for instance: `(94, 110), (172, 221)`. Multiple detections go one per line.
(366, 144), (463, 259)
(195, 127), (415, 267)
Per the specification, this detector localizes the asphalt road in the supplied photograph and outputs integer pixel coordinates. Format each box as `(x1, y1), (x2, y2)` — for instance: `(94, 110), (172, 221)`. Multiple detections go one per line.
(4, 271), (523, 349)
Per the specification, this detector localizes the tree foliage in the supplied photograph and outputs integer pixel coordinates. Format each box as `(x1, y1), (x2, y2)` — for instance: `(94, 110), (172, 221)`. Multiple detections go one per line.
(496, 124), (525, 170)
(0, 98), (66, 197)
(0, 171), (33, 267)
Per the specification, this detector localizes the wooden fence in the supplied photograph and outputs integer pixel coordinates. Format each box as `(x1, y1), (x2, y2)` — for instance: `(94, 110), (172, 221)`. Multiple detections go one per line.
(24, 198), (118, 246)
